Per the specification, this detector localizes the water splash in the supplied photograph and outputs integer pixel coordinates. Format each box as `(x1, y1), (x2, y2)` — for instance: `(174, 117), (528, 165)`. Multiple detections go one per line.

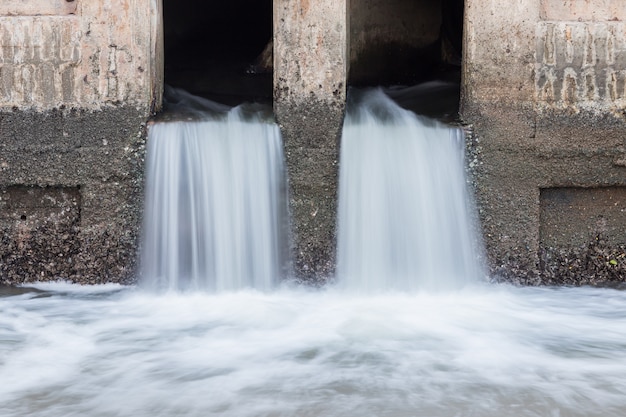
(141, 101), (288, 291)
(2, 284), (626, 417)
(337, 88), (485, 291)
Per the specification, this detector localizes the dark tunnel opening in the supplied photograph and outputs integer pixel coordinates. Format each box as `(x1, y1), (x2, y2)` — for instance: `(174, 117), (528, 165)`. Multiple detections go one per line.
(163, 0), (273, 106)
(161, 0), (464, 112)
(348, 0), (465, 119)
(349, 0), (464, 85)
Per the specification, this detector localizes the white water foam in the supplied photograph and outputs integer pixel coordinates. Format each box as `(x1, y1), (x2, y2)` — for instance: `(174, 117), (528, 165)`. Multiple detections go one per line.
(338, 88), (485, 291)
(1, 284), (626, 417)
(141, 105), (288, 291)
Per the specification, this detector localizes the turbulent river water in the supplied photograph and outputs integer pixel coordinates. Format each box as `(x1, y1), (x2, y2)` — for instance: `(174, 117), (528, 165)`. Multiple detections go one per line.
(1, 282), (626, 417)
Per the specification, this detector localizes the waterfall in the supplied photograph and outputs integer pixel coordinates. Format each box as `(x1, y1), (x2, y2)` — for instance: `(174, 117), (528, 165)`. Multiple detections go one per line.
(141, 99), (288, 292)
(337, 88), (485, 291)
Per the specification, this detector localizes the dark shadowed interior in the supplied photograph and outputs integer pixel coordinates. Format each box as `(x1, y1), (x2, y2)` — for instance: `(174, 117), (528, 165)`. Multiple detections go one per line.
(163, 0), (273, 105)
(348, 0), (464, 87)
(162, 0), (464, 109)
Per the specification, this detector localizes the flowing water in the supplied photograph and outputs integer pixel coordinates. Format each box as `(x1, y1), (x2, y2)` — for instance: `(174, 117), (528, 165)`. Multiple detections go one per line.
(338, 88), (484, 291)
(1, 283), (626, 417)
(141, 95), (288, 291)
(1, 88), (625, 416)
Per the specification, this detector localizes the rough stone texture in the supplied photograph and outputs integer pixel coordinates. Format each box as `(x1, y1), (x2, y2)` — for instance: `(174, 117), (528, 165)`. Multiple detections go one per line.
(274, 0), (347, 102)
(466, 103), (626, 284)
(0, 107), (146, 285)
(540, 0), (626, 22)
(538, 236), (626, 287)
(463, 100), (626, 285)
(274, 0), (347, 282)
(0, 0), (78, 16)
(536, 21), (626, 113)
(0, 0), (161, 110)
(0, 0), (160, 285)
(275, 100), (342, 283)
(463, 0), (538, 106)
(540, 187), (626, 249)
(463, 0), (626, 285)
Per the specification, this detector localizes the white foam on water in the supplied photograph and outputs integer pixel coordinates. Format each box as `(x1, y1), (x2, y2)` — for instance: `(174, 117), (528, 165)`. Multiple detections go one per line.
(141, 105), (288, 292)
(1, 285), (625, 417)
(337, 88), (485, 292)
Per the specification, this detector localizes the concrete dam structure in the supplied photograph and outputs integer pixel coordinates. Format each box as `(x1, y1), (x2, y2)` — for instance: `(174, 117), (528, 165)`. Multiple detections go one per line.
(1, 0), (625, 286)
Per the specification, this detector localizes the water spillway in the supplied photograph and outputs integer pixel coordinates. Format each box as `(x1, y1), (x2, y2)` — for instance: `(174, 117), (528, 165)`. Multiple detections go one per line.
(2, 87), (626, 417)
(338, 88), (484, 291)
(141, 97), (288, 291)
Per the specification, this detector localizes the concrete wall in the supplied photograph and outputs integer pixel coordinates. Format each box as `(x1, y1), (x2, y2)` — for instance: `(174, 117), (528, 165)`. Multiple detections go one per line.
(463, 0), (626, 285)
(274, 0), (348, 282)
(3, 0), (624, 287)
(0, 0), (161, 110)
(0, 0), (161, 284)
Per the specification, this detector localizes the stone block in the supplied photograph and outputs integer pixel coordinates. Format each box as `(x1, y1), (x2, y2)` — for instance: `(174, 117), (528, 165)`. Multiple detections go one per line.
(540, 187), (626, 248)
(540, 0), (626, 22)
(535, 22), (626, 109)
(0, 0), (77, 16)
(0, 185), (80, 227)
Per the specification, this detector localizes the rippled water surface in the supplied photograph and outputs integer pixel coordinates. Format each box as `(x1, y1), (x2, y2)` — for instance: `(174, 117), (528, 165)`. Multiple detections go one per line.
(1, 282), (625, 417)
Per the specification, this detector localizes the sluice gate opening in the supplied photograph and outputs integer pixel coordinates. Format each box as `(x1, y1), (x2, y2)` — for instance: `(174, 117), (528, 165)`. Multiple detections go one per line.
(160, 0), (466, 108)
(348, 0), (465, 119)
(162, 0), (273, 105)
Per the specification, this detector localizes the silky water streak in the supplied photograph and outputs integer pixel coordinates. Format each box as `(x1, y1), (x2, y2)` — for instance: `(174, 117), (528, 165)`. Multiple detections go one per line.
(141, 99), (288, 291)
(337, 88), (485, 291)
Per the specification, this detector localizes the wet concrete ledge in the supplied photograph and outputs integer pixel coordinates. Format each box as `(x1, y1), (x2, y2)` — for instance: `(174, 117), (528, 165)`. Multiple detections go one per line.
(464, 102), (626, 286)
(0, 106), (148, 285)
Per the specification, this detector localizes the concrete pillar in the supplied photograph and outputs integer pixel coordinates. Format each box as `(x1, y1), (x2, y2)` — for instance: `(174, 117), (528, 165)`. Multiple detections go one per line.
(273, 0), (348, 282)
